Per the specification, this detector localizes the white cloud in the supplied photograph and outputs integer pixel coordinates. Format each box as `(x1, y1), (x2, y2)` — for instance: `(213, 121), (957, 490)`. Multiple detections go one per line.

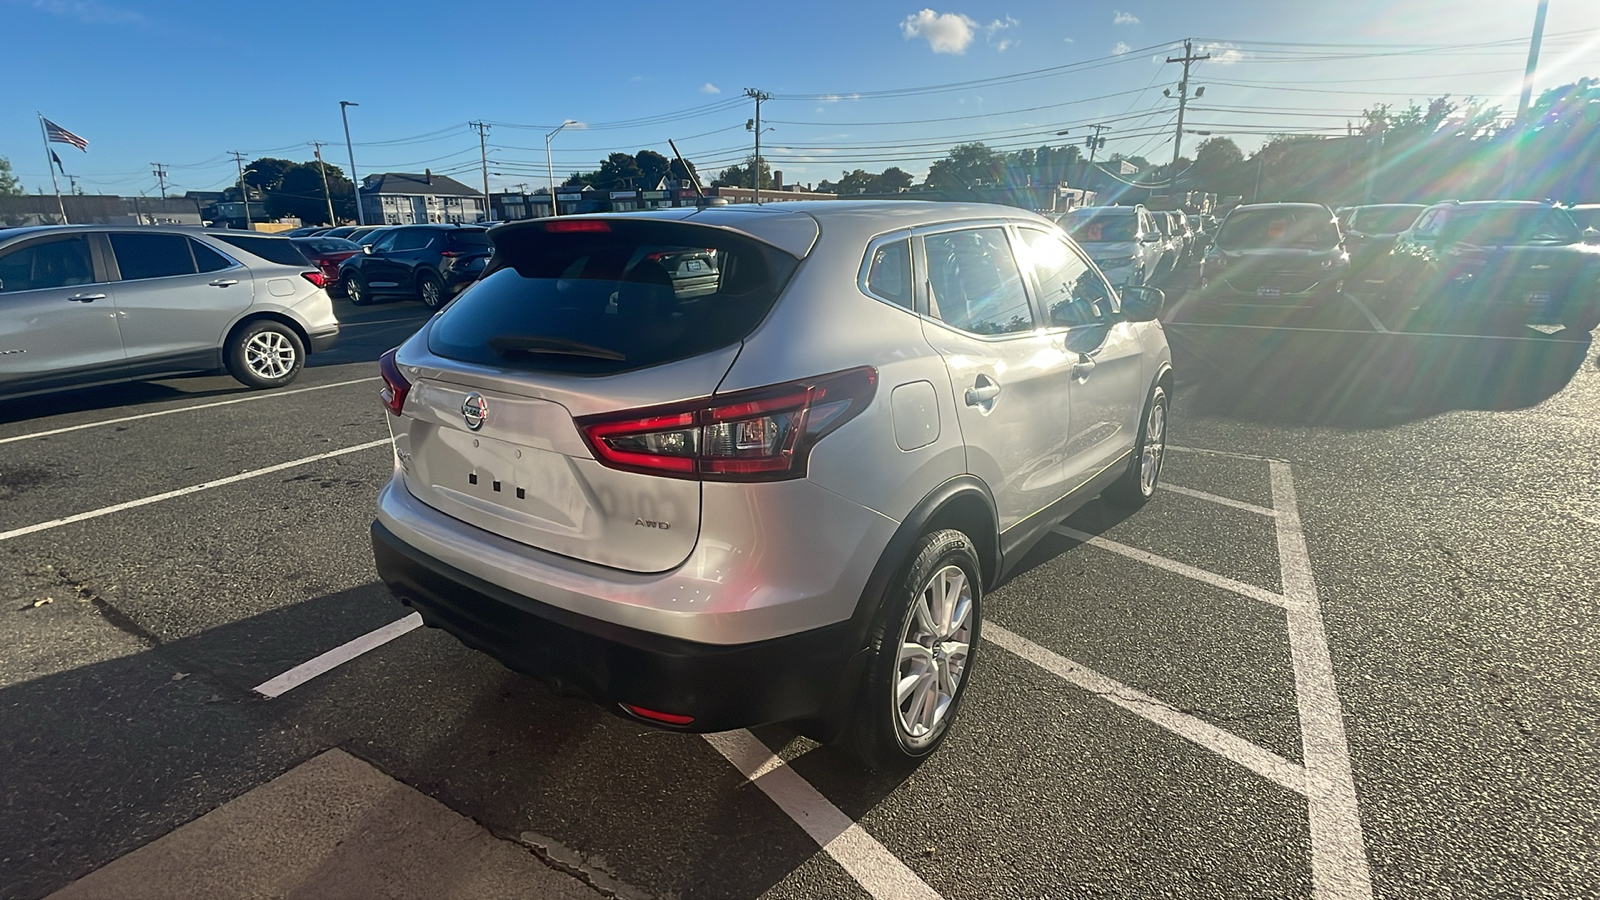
(1062, 36), (1075, 43)
(1197, 41), (1245, 64)
(1113, 10), (1139, 25)
(700, 82), (721, 94)
(1113, 41), (1131, 55)
(901, 9), (978, 55)
(30, 0), (142, 24)
(994, 38), (1014, 52)
(985, 15), (1017, 51)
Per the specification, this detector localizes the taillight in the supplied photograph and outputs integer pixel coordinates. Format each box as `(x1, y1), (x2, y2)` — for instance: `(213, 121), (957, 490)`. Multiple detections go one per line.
(379, 348), (410, 415)
(543, 219), (610, 233)
(576, 367), (877, 482)
(300, 270), (327, 288)
(439, 250), (459, 257)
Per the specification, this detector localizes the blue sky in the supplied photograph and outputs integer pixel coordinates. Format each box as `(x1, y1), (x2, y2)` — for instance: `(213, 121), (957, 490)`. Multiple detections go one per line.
(5, 0), (1599, 197)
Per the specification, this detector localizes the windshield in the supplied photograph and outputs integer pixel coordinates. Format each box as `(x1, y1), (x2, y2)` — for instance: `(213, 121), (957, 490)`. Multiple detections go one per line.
(1561, 207), (1600, 232)
(1447, 207), (1580, 245)
(1216, 209), (1340, 250)
(1352, 206), (1424, 234)
(427, 222), (797, 375)
(1061, 212), (1138, 243)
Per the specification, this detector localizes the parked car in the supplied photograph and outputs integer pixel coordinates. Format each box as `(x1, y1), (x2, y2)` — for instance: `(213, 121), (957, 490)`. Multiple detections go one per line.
(1057, 204), (1167, 286)
(292, 236), (362, 297)
(1563, 203), (1600, 238)
(321, 225), (362, 239)
(370, 202), (1173, 769)
(1149, 212), (1188, 273)
(1338, 203), (1427, 282)
(345, 225), (391, 246)
(1374, 200), (1600, 331)
(340, 224), (492, 308)
(0, 225), (338, 399)
(1198, 203), (1350, 307)
(281, 225), (333, 237)
(1186, 214), (1213, 256)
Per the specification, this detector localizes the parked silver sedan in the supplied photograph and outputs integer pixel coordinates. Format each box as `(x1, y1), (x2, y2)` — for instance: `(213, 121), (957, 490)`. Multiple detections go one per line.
(371, 201), (1173, 769)
(0, 225), (339, 399)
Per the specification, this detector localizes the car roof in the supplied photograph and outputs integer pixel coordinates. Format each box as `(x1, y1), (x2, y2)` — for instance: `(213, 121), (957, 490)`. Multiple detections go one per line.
(1063, 206), (1139, 215)
(1438, 200), (1553, 209)
(1230, 202), (1334, 214)
(1353, 203), (1426, 209)
(0, 224), (299, 243)
(494, 200), (1060, 259)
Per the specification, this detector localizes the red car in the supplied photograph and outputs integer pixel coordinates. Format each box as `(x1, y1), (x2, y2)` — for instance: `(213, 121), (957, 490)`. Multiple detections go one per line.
(291, 236), (362, 298)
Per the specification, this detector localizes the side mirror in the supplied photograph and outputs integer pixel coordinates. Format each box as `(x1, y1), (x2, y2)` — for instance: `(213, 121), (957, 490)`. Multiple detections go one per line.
(1120, 285), (1166, 322)
(362, 244), (375, 255)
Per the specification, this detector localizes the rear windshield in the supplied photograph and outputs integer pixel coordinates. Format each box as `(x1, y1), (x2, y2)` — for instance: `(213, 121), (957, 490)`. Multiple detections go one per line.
(295, 238), (359, 253)
(1061, 212), (1137, 243)
(427, 221), (799, 375)
(210, 234), (308, 266)
(1217, 209), (1339, 250)
(1447, 207), (1579, 245)
(1352, 206), (1424, 234)
(448, 230), (492, 249)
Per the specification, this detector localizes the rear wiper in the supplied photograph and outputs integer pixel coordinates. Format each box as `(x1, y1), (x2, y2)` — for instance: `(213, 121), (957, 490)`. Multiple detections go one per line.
(487, 335), (626, 361)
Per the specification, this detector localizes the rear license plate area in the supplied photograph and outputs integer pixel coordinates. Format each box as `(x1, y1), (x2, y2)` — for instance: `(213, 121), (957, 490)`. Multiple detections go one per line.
(1257, 287), (1282, 299)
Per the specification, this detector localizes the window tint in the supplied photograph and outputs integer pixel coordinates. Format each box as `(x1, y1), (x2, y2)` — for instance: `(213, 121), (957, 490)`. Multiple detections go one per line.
(428, 221), (799, 375)
(0, 236), (95, 292)
(367, 230), (399, 252)
(923, 228), (1034, 336)
(1019, 229), (1115, 328)
(209, 234), (308, 266)
(863, 238), (913, 310)
(391, 229), (434, 252)
(190, 239), (234, 273)
(110, 232), (196, 280)
(447, 230), (492, 249)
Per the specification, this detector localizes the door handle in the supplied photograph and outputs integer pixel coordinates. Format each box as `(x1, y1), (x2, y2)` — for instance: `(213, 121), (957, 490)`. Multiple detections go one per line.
(209, 278), (239, 287)
(964, 377), (1001, 407)
(67, 292), (106, 302)
(1072, 354), (1097, 378)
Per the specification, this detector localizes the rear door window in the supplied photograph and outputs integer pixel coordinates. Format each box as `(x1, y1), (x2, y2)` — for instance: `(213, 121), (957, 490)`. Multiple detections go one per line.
(391, 229), (434, 252)
(427, 220), (799, 375)
(110, 232), (197, 280)
(0, 235), (96, 292)
(922, 227), (1035, 336)
(190, 239), (234, 273)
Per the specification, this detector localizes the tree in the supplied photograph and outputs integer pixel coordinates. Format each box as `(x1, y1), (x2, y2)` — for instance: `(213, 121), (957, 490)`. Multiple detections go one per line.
(634, 150), (672, 188)
(1192, 137), (1243, 177)
(243, 157), (295, 196)
(268, 161), (356, 225)
(876, 166), (913, 193)
(712, 156), (772, 189)
(925, 142), (1001, 191)
(0, 155), (22, 196)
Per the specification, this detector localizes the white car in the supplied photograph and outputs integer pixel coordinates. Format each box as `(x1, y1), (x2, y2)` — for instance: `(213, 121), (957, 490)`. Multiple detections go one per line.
(1057, 205), (1167, 286)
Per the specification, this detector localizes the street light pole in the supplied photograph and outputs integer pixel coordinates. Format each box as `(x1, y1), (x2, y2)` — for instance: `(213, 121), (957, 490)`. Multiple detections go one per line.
(545, 119), (577, 217)
(340, 101), (364, 225)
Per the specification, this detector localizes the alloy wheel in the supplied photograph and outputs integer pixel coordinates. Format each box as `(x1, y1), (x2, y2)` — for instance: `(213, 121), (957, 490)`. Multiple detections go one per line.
(245, 331), (296, 380)
(894, 564), (974, 748)
(1141, 393), (1167, 495)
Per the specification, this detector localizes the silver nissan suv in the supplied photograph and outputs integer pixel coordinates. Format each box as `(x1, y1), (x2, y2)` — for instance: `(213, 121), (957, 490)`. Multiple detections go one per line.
(371, 201), (1173, 768)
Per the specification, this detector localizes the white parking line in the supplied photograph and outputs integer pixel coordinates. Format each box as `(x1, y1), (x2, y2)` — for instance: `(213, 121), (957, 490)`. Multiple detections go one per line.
(1052, 526), (1290, 609)
(1269, 462), (1373, 899)
(984, 623), (1307, 795)
(1163, 483), (1277, 517)
(336, 317), (430, 329)
(703, 730), (944, 900)
(1170, 320), (1589, 343)
(253, 613), (423, 698)
(1168, 445), (1287, 463)
(0, 377), (378, 446)
(1341, 295), (1391, 333)
(0, 439), (390, 544)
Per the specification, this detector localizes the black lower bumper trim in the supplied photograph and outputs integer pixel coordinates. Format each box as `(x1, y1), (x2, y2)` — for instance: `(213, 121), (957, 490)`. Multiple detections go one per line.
(309, 328), (340, 353)
(370, 520), (862, 733)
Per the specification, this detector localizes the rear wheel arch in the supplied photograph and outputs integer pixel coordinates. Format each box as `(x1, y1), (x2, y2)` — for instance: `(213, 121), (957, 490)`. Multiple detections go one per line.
(224, 312), (311, 360)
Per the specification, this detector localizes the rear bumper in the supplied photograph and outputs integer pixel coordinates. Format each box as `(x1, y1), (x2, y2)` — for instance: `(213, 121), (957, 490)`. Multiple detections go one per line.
(371, 519), (865, 732)
(1197, 277), (1344, 305)
(309, 327), (340, 353)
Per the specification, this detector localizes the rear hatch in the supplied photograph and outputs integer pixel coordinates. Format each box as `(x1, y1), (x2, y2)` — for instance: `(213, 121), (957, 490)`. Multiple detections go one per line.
(389, 217), (801, 573)
(442, 229), (494, 281)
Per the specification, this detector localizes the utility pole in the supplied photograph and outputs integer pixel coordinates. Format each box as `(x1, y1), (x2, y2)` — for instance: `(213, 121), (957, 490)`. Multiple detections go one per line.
(310, 141), (336, 225)
(1084, 123), (1111, 166)
(151, 163), (168, 200)
(1515, 0), (1550, 125)
(744, 88), (771, 204)
(471, 121), (491, 220)
(230, 151), (252, 230)
(1165, 40), (1210, 190)
(340, 101), (364, 225)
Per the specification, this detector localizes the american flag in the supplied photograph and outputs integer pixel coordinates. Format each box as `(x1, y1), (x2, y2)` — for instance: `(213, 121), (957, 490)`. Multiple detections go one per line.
(43, 118), (88, 151)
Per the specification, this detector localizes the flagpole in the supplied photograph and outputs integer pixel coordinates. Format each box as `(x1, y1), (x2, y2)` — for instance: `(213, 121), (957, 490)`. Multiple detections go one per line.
(38, 113), (68, 224)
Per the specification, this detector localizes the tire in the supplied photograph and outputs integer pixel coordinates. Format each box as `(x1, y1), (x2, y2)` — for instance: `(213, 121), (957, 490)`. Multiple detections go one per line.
(417, 271), (445, 309)
(225, 320), (305, 389)
(345, 272), (372, 306)
(1105, 382), (1169, 507)
(845, 529), (982, 771)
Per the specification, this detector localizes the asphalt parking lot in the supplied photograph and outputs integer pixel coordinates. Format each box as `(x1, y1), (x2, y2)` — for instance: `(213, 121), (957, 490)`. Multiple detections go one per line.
(3, 291), (1598, 899)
